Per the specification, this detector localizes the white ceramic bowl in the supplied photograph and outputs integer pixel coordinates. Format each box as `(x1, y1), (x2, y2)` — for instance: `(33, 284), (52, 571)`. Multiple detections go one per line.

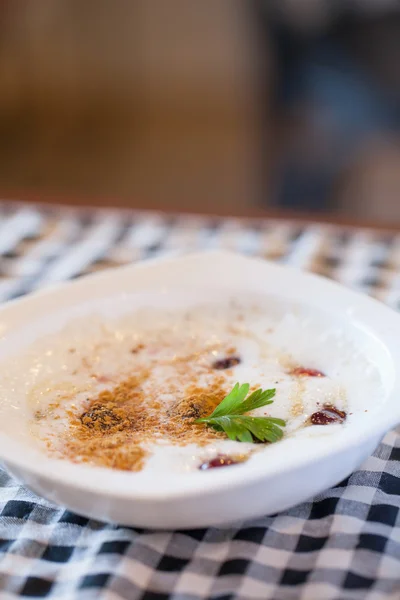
(0, 251), (399, 529)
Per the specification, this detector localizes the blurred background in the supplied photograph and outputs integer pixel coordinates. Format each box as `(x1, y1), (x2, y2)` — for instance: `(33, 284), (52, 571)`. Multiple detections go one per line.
(0, 0), (399, 223)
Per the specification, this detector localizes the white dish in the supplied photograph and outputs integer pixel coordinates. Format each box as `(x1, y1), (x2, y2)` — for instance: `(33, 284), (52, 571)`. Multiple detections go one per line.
(0, 251), (399, 529)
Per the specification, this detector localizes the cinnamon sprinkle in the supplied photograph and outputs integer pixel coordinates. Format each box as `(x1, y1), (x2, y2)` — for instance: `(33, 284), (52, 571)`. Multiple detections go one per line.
(61, 373), (228, 471)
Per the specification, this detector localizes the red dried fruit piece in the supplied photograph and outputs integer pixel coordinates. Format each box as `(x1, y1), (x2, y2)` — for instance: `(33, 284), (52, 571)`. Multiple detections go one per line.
(291, 367), (325, 377)
(199, 454), (239, 470)
(212, 356), (241, 370)
(310, 405), (347, 425)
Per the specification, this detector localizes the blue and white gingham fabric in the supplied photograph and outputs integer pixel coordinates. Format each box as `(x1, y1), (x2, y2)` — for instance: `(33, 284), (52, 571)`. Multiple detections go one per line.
(0, 201), (399, 599)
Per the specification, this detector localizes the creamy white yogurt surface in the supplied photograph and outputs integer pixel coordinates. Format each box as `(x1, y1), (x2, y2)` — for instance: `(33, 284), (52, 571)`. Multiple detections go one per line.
(0, 292), (384, 472)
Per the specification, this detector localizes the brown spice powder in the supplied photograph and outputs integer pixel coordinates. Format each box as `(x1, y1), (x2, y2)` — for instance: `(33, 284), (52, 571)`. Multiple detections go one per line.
(61, 373), (228, 471)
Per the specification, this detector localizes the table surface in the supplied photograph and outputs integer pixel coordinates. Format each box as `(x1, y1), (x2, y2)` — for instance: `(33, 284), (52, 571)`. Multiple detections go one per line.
(4, 189), (400, 232)
(0, 200), (399, 600)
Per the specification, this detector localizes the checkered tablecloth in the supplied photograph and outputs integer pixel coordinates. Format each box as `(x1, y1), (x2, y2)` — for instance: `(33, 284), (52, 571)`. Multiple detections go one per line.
(0, 201), (399, 600)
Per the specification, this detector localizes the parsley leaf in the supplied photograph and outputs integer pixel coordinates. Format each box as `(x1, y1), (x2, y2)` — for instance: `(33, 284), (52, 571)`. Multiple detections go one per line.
(196, 383), (285, 443)
(207, 383), (250, 418)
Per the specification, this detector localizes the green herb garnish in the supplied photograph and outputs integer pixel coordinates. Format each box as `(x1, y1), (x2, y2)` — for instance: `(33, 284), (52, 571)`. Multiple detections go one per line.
(196, 383), (285, 443)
